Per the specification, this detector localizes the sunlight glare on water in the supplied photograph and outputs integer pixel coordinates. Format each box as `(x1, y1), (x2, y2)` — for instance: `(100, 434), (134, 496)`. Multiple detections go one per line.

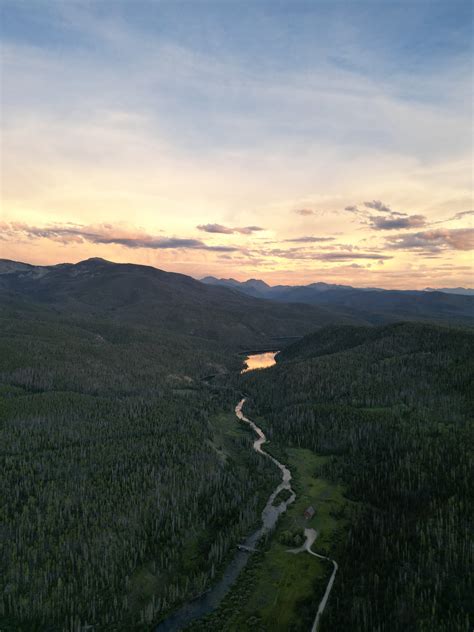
(241, 351), (278, 373)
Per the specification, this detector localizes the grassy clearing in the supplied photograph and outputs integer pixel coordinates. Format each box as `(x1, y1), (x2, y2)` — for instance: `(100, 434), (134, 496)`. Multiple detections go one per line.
(284, 448), (350, 554)
(234, 448), (351, 630)
(190, 445), (354, 631)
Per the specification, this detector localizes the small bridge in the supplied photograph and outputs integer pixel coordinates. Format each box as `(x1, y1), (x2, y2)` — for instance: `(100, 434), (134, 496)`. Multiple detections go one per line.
(237, 544), (259, 553)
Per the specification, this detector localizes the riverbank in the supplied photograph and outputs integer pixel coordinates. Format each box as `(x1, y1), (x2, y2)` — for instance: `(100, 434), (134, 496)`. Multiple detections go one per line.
(155, 400), (296, 631)
(188, 446), (351, 631)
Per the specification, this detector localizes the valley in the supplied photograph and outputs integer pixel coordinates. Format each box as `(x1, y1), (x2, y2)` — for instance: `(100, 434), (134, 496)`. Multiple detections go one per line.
(157, 397), (297, 631)
(2, 2), (472, 631)
(1, 260), (472, 631)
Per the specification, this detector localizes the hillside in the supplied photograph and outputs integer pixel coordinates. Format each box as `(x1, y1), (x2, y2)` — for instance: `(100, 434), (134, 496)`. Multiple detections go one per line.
(239, 322), (473, 631)
(0, 258), (363, 349)
(276, 321), (471, 363)
(0, 277), (279, 630)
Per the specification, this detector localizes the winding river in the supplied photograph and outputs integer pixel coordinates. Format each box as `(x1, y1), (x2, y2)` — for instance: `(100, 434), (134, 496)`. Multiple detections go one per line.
(156, 352), (337, 631)
(155, 396), (295, 631)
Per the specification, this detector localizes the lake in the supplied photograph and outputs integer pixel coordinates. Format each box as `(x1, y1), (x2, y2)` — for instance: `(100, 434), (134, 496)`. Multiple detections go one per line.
(241, 351), (279, 373)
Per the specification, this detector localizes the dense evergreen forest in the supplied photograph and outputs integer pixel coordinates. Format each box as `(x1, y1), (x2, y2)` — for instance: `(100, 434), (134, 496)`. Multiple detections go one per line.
(240, 322), (473, 631)
(1, 260), (473, 631)
(0, 305), (279, 630)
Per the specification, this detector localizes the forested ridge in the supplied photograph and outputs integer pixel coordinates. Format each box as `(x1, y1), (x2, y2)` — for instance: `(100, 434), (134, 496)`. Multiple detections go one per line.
(0, 258), (362, 347)
(240, 322), (473, 631)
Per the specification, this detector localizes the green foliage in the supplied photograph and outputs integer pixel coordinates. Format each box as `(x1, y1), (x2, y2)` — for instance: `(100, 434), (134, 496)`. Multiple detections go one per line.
(188, 447), (348, 631)
(271, 488), (293, 507)
(240, 322), (474, 631)
(2, 282), (472, 632)
(278, 529), (303, 547)
(0, 309), (277, 630)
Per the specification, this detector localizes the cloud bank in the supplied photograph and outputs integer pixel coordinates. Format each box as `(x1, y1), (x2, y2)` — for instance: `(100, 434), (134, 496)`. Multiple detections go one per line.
(1, 222), (238, 252)
(385, 228), (474, 252)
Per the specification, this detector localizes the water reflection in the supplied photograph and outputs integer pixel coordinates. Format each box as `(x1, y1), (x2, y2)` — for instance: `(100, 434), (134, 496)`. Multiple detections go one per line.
(241, 351), (278, 373)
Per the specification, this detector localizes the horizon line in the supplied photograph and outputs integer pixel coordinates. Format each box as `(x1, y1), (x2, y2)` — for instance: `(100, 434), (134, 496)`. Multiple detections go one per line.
(1, 256), (472, 294)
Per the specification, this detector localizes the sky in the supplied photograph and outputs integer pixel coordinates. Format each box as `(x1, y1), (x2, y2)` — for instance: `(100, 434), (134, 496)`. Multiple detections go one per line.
(0, 0), (472, 289)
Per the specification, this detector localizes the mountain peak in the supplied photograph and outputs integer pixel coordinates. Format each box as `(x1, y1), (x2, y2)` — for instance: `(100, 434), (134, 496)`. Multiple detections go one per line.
(77, 257), (112, 266)
(242, 278), (270, 290)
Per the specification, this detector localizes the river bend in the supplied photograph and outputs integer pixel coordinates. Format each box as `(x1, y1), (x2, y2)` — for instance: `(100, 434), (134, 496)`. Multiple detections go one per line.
(156, 398), (336, 631)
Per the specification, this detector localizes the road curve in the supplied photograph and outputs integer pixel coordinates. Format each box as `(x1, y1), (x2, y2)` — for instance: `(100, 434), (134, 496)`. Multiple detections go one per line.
(288, 527), (338, 631)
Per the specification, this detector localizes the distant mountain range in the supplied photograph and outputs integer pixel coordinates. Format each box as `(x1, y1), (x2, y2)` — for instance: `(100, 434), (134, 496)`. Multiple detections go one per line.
(202, 275), (474, 297)
(202, 276), (381, 297)
(202, 275), (474, 324)
(423, 287), (474, 296)
(0, 259), (472, 343)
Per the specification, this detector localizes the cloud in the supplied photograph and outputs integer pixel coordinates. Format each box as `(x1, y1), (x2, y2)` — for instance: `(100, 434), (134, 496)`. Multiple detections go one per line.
(368, 214), (427, 230)
(316, 252), (392, 262)
(350, 199), (428, 230)
(235, 225), (265, 235)
(364, 200), (393, 213)
(283, 236), (335, 243)
(347, 200), (409, 220)
(294, 209), (317, 216)
(385, 228), (474, 252)
(432, 209), (474, 226)
(259, 246), (391, 261)
(451, 210), (474, 221)
(196, 223), (234, 234)
(196, 223), (264, 234)
(1, 222), (238, 252)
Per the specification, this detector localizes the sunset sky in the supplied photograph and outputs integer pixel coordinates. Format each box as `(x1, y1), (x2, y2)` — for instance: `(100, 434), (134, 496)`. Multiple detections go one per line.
(1, 0), (472, 288)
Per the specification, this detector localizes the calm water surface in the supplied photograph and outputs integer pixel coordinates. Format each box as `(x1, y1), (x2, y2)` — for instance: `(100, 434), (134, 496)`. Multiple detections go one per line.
(241, 351), (278, 372)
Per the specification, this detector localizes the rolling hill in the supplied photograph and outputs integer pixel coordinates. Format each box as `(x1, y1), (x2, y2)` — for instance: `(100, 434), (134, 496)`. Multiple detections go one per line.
(0, 258), (365, 350)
